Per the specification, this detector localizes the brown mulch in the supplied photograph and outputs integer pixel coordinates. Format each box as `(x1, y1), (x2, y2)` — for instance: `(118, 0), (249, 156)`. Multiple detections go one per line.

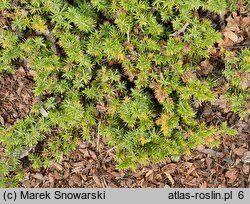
(19, 122), (249, 188)
(0, 66), (35, 158)
(0, 67), (35, 157)
(0, 67), (35, 127)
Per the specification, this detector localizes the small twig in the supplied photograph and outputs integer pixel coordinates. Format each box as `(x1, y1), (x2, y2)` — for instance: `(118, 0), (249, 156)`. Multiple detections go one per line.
(198, 148), (224, 158)
(127, 28), (130, 42)
(214, 162), (227, 169)
(213, 44), (250, 50)
(170, 23), (190, 37)
(101, 177), (108, 188)
(106, 145), (118, 153)
(96, 121), (101, 154)
(223, 45), (250, 49)
(115, 175), (136, 180)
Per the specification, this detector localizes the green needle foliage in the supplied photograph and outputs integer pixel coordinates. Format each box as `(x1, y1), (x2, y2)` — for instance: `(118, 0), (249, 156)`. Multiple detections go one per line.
(0, 0), (248, 186)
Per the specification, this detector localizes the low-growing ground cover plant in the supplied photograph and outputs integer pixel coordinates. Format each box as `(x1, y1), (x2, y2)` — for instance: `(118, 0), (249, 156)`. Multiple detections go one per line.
(0, 0), (249, 187)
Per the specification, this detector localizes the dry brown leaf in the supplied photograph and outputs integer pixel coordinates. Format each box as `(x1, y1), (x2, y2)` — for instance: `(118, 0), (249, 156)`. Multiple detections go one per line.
(186, 165), (196, 176)
(53, 171), (60, 180)
(22, 180), (31, 188)
(88, 149), (97, 160)
(223, 30), (240, 43)
(225, 14), (240, 32)
(225, 169), (238, 183)
(218, 38), (235, 47)
(165, 173), (175, 186)
(149, 81), (158, 89)
(52, 163), (63, 171)
(241, 16), (250, 28)
(16, 67), (26, 76)
(219, 12), (249, 47)
(72, 161), (84, 167)
(200, 181), (208, 188)
(71, 175), (82, 186)
(68, 179), (74, 187)
(33, 173), (44, 180)
(145, 170), (154, 181)
(123, 41), (134, 51)
(63, 169), (70, 179)
(29, 70), (37, 77)
(215, 83), (230, 95)
(124, 67), (137, 82)
(181, 71), (196, 82)
(81, 148), (90, 158)
(233, 147), (247, 157)
(48, 173), (54, 183)
(235, 71), (250, 89)
(198, 59), (214, 76)
(96, 102), (108, 113)
(93, 174), (102, 187)
(203, 104), (212, 117)
(212, 95), (232, 113)
(185, 178), (198, 187)
(0, 17), (8, 29)
(182, 44), (192, 54)
(196, 144), (205, 151)
(149, 82), (168, 103)
(155, 87), (168, 103)
(205, 157), (213, 170)
(162, 163), (177, 174)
